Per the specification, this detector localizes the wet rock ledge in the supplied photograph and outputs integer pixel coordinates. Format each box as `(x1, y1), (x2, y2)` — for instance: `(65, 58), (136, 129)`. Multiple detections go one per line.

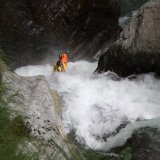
(96, 0), (160, 77)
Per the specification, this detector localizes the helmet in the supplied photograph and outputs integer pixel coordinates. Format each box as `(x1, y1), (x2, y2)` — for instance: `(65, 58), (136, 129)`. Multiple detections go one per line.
(62, 52), (68, 55)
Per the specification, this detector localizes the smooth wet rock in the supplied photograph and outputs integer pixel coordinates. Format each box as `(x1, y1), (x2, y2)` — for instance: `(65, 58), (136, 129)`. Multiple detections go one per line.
(96, 0), (160, 77)
(105, 127), (160, 160)
(131, 127), (160, 160)
(2, 70), (70, 159)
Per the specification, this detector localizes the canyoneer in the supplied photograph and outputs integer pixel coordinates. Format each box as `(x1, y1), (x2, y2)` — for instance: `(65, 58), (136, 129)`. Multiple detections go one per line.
(53, 52), (68, 72)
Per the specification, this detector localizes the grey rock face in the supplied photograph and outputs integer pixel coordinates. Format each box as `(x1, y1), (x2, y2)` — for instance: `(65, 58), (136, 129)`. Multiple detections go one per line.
(132, 127), (160, 160)
(2, 70), (70, 158)
(120, 0), (160, 53)
(0, 0), (121, 67)
(97, 0), (160, 77)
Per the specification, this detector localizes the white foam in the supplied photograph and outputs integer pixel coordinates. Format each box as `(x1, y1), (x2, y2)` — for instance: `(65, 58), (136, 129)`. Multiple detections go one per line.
(102, 118), (160, 151)
(119, 16), (130, 27)
(119, 10), (138, 27)
(15, 61), (160, 150)
(15, 64), (53, 77)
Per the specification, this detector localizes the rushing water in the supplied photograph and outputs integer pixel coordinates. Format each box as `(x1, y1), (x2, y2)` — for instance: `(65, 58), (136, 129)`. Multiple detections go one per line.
(15, 61), (160, 150)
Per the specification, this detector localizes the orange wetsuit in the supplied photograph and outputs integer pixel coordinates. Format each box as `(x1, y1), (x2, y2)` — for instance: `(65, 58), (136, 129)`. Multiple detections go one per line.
(61, 53), (68, 71)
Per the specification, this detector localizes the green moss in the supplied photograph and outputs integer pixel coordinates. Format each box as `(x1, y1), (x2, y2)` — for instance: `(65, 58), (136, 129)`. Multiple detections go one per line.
(119, 147), (132, 160)
(0, 83), (31, 160)
(0, 48), (11, 70)
(83, 152), (107, 160)
(0, 49), (7, 63)
(67, 146), (86, 160)
(11, 115), (30, 138)
(0, 82), (72, 160)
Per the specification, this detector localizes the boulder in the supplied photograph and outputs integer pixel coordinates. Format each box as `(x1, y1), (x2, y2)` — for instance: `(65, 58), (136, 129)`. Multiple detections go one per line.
(0, 0), (121, 68)
(103, 127), (160, 160)
(2, 69), (70, 159)
(1, 61), (87, 159)
(131, 127), (160, 160)
(96, 0), (160, 77)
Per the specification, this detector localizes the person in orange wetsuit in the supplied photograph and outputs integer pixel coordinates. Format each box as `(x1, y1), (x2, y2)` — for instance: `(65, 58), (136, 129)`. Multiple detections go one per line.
(60, 52), (68, 72)
(53, 52), (68, 72)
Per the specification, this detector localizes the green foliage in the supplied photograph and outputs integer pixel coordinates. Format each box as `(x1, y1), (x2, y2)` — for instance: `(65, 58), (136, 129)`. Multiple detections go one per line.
(119, 147), (132, 160)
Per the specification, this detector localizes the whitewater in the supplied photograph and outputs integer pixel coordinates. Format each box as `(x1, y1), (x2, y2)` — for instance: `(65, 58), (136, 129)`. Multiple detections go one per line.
(15, 61), (160, 151)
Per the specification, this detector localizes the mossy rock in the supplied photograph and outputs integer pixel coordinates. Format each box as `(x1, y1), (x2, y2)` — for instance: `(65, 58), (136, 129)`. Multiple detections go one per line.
(11, 115), (30, 138)
(119, 147), (132, 160)
(0, 49), (8, 82)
